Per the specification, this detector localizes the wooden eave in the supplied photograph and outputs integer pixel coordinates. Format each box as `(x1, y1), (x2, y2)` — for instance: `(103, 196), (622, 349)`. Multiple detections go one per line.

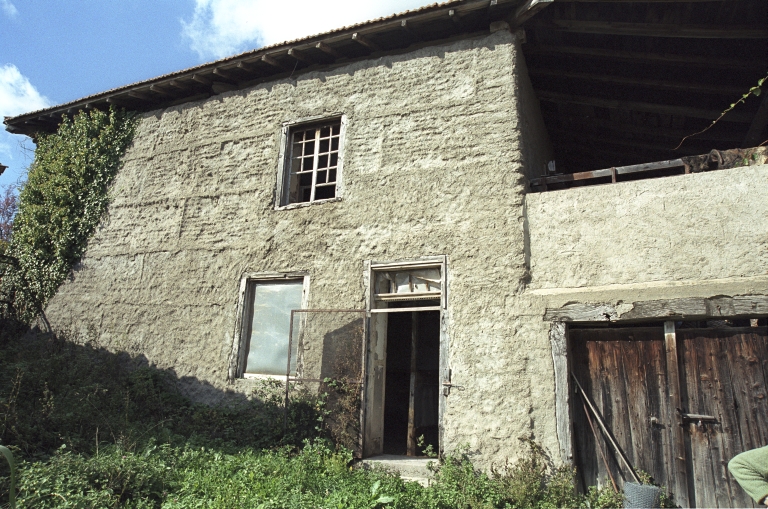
(520, 0), (768, 174)
(3, 0), (522, 137)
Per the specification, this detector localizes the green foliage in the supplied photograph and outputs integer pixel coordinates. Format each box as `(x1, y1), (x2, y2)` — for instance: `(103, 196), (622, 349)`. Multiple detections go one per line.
(0, 323), (673, 508)
(0, 108), (137, 322)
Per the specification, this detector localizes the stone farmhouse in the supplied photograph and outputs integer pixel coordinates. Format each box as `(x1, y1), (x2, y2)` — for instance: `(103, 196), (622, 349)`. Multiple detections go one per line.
(5, 0), (768, 506)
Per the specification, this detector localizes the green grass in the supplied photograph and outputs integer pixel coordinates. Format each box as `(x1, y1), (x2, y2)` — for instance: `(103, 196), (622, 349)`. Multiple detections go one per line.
(0, 321), (627, 508)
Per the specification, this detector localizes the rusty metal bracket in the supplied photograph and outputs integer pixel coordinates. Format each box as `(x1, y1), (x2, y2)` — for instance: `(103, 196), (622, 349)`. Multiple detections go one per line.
(677, 409), (718, 426)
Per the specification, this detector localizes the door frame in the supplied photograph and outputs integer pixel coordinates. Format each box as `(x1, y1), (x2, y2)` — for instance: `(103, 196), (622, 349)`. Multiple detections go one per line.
(362, 256), (448, 457)
(546, 293), (768, 508)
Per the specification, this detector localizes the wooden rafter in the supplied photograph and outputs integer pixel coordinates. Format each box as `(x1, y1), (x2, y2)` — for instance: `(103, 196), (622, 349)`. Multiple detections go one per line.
(538, 19), (768, 39)
(544, 113), (744, 144)
(524, 44), (764, 70)
(530, 68), (746, 96)
(537, 91), (754, 123)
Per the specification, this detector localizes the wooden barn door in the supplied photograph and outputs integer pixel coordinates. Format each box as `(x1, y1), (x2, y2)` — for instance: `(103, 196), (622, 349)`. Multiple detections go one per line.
(572, 324), (768, 508)
(571, 327), (681, 499)
(677, 326), (768, 508)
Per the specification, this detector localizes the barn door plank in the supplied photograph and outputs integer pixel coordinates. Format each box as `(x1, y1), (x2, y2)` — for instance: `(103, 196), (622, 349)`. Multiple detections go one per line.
(680, 328), (760, 508)
(571, 327), (670, 494)
(683, 332), (717, 507)
(663, 321), (690, 508)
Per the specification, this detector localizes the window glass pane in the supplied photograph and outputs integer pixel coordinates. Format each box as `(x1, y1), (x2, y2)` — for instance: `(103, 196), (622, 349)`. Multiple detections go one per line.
(245, 281), (304, 375)
(319, 139), (329, 153)
(318, 154), (329, 168)
(331, 138), (339, 151)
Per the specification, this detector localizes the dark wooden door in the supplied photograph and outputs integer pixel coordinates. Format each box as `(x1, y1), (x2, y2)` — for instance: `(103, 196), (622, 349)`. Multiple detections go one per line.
(678, 327), (768, 508)
(571, 327), (680, 498)
(572, 325), (768, 508)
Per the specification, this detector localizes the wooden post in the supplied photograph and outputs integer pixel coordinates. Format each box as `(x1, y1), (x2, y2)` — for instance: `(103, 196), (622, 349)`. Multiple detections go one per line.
(664, 321), (690, 508)
(407, 312), (419, 456)
(550, 322), (573, 464)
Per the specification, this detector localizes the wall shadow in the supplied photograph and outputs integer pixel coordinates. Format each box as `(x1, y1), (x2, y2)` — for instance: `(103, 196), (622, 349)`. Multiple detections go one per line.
(0, 317), (322, 462)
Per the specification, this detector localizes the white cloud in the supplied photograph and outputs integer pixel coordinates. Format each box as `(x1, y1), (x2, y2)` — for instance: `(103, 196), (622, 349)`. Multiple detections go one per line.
(182, 0), (436, 60)
(0, 64), (50, 184)
(1, 0), (18, 18)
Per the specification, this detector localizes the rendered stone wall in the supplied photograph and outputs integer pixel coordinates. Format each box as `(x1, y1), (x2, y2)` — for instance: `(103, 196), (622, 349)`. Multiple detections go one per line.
(45, 29), (557, 467)
(526, 165), (768, 298)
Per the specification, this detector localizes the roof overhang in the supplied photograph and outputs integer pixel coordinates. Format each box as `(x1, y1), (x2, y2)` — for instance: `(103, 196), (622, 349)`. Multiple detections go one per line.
(4, 0), (529, 137)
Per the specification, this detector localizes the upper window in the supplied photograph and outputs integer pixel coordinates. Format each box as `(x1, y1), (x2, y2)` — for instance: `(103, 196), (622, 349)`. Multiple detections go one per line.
(240, 278), (306, 377)
(278, 117), (345, 207)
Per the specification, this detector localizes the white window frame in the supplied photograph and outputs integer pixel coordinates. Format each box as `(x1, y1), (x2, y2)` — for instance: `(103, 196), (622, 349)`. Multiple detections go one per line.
(275, 114), (347, 210)
(230, 272), (310, 381)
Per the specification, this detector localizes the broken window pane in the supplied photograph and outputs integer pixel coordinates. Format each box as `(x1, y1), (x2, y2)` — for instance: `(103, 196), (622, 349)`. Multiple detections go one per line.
(374, 268), (441, 296)
(245, 280), (304, 376)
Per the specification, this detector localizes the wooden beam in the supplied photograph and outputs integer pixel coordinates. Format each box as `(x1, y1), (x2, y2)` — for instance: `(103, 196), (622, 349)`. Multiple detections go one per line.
(149, 84), (176, 97)
(544, 112), (745, 144)
(399, 19), (419, 40)
(261, 54), (287, 71)
(315, 41), (343, 59)
(212, 68), (239, 83)
(287, 48), (312, 65)
(105, 96), (134, 108)
(352, 33), (380, 52)
(513, 0), (554, 26)
(664, 321), (691, 508)
(448, 9), (463, 28)
(550, 322), (573, 464)
(537, 91), (754, 123)
(236, 60), (259, 73)
(539, 19), (768, 39)
(530, 68), (745, 96)
(543, 295), (768, 322)
(191, 74), (212, 86)
(524, 44), (764, 70)
(551, 130), (701, 156)
(127, 90), (155, 101)
(743, 91), (768, 147)
(168, 79), (193, 91)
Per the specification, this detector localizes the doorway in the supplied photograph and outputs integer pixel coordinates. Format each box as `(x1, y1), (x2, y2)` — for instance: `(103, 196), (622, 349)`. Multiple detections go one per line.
(363, 260), (446, 458)
(383, 302), (440, 455)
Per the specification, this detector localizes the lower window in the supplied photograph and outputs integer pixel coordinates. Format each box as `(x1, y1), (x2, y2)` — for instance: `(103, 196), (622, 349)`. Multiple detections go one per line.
(241, 279), (305, 376)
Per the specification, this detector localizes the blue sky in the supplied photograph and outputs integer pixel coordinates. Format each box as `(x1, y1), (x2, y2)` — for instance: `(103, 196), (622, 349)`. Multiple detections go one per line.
(0, 0), (435, 190)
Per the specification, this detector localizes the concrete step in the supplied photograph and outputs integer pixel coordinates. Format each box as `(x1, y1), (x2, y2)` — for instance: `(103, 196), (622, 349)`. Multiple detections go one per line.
(359, 454), (437, 486)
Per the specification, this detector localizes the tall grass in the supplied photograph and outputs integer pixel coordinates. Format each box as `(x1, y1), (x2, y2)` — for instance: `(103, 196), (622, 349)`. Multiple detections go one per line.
(0, 321), (625, 508)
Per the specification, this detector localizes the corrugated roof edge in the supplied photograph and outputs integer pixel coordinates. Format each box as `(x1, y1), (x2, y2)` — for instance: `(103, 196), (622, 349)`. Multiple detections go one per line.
(4, 0), (513, 129)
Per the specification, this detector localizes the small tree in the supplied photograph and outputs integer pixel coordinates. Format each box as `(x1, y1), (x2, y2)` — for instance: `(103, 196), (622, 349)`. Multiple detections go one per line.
(0, 185), (17, 254)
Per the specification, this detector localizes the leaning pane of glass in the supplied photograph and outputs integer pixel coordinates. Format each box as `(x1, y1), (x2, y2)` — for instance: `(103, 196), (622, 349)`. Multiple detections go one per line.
(411, 268), (441, 292)
(395, 272), (411, 293)
(245, 280), (304, 376)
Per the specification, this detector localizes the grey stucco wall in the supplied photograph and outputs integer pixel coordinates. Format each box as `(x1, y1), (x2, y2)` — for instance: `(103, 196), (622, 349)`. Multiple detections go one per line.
(526, 164), (768, 298)
(45, 29), (558, 467)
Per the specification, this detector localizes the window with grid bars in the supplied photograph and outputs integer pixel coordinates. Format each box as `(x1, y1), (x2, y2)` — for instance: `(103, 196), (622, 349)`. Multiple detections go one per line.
(281, 119), (343, 205)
